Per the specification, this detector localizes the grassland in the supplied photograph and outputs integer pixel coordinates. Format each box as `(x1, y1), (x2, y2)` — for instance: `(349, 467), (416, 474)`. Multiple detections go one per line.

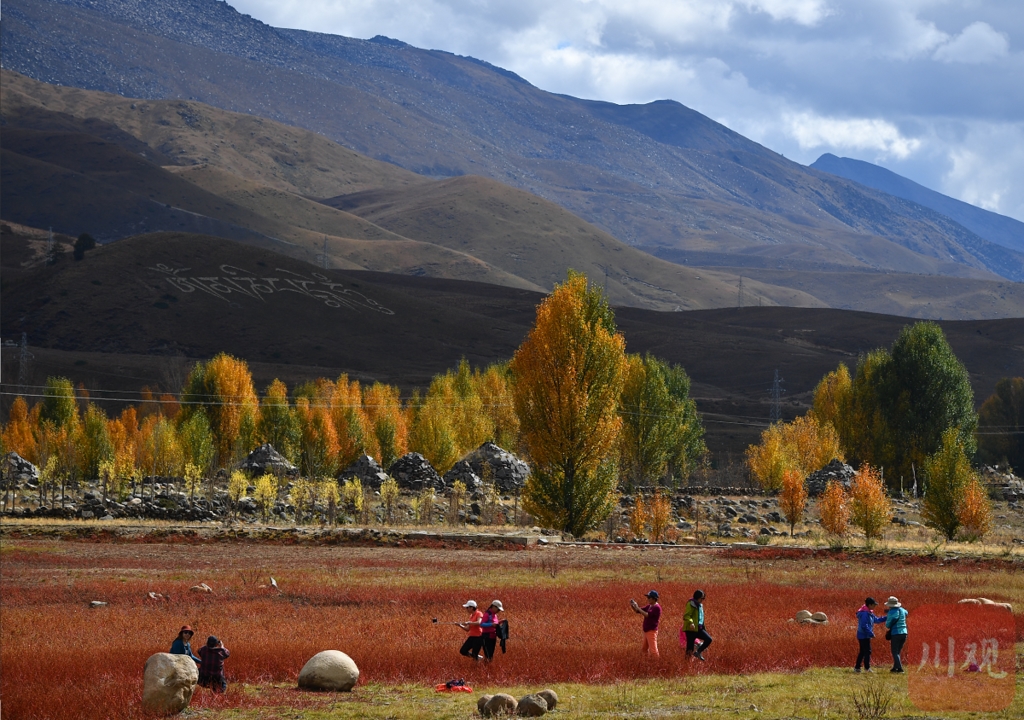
(1, 535), (1020, 719)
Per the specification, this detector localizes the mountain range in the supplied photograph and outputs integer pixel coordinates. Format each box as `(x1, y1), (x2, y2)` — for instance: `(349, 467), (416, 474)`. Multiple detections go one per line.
(2, 0), (1023, 300)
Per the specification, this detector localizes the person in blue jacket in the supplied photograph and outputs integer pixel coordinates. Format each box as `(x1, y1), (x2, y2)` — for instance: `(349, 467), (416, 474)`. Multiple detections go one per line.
(169, 625), (201, 665)
(854, 597), (887, 672)
(884, 596), (909, 673)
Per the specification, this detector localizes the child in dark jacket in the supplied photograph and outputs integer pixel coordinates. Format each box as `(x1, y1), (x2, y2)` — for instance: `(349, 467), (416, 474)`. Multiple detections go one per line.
(854, 597), (887, 672)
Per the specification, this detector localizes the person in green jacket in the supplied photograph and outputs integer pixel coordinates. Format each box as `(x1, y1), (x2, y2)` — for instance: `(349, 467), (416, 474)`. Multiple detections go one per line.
(682, 589), (712, 660)
(884, 596), (909, 673)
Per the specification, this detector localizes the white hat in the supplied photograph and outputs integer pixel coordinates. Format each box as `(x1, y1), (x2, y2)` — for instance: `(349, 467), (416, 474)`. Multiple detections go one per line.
(462, 600), (478, 609)
(884, 596), (901, 608)
(490, 600), (504, 612)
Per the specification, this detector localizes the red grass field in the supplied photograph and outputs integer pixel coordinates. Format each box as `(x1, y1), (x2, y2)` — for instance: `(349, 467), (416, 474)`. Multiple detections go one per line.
(1, 539), (1020, 719)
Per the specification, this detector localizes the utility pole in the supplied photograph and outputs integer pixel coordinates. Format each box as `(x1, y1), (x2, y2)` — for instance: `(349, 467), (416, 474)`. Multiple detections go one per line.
(738, 276), (745, 308)
(18, 332), (33, 393)
(769, 369), (784, 424)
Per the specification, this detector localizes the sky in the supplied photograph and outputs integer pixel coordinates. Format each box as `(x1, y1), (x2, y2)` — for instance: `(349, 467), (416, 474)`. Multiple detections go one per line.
(227, 1), (1024, 222)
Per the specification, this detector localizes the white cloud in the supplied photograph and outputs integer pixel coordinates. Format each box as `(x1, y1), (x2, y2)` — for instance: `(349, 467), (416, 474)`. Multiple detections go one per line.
(744, 0), (832, 26)
(932, 21), (1010, 64)
(784, 112), (922, 159)
(225, 1), (1024, 220)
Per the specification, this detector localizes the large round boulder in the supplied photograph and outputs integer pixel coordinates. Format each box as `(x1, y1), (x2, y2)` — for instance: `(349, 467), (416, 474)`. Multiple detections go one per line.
(537, 689), (558, 710)
(297, 650), (359, 691)
(482, 693), (518, 716)
(810, 612), (829, 623)
(478, 695), (494, 714)
(142, 653), (198, 714)
(794, 610), (812, 622)
(517, 693), (548, 716)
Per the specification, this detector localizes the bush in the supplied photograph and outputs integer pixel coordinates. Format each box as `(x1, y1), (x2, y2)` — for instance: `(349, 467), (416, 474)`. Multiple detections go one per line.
(779, 469), (807, 536)
(957, 476), (993, 541)
(922, 427), (975, 540)
(849, 465), (891, 541)
(818, 480), (850, 541)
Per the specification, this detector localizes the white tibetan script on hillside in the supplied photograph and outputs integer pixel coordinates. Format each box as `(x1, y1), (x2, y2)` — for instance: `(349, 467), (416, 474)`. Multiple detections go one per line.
(149, 263), (395, 314)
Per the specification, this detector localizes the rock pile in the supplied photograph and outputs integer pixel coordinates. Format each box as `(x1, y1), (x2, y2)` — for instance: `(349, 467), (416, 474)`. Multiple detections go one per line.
(443, 460), (482, 491)
(237, 444), (297, 477)
(478, 688), (557, 717)
(805, 459), (855, 496)
(338, 454), (390, 490)
(389, 453), (444, 491)
(461, 443), (530, 493)
(3, 452), (38, 483)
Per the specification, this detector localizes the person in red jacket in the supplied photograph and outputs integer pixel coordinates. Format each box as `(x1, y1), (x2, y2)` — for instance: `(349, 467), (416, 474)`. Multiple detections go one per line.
(457, 600), (485, 661)
(630, 590), (661, 657)
(197, 636), (230, 692)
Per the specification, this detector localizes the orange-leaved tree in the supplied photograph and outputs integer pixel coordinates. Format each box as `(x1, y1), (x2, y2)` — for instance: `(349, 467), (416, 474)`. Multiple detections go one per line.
(180, 353), (258, 468)
(957, 476), (993, 542)
(2, 396), (38, 464)
(511, 271), (626, 537)
(747, 413), (841, 492)
(779, 468), (808, 537)
(648, 490), (672, 543)
(818, 480), (850, 538)
(849, 464), (892, 541)
(362, 382), (408, 469)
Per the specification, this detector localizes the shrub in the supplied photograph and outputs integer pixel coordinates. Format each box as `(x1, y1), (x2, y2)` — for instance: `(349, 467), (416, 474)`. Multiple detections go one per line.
(818, 480), (850, 541)
(341, 477), (363, 517)
(379, 477), (400, 524)
(648, 491), (671, 543)
(779, 469), (808, 536)
(957, 476), (993, 542)
(628, 496), (649, 541)
(922, 427), (974, 540)
(448, 480), (467, 525)
(849, 464), (892, 541)
(253, 473), (277, 521)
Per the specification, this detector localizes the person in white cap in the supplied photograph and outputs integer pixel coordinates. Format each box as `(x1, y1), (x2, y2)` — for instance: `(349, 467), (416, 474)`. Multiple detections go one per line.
(883, 596), (909, 673)
(457, 600), (485, 660)
(479, 600), (504, 662)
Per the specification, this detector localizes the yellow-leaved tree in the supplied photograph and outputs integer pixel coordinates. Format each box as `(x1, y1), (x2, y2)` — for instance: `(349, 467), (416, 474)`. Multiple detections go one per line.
(180, 353), (258, 468)
(747, 413), (842, 491)
(510, 271), (626, 537)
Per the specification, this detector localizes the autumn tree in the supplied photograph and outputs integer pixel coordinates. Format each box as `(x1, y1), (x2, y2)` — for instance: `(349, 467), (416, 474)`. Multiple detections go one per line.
(328, 375), (369, 468)
(409, 384), (459, 474)
(648, 491), (672, 543)
(818, 480), (850, 541)
(40, 377), (78, 431)
(475, 363), (520, 451)
(106, 407), (140, 500)
(812, 363), (853, 449)
(922, 427), (977, 541)
(295, 397), (340, 479)
(178, 408), (215, 488)
(139, 415), (183, 483)
(849, 464), (892, 541)
(747, 413), (841, 491)
(363, 382), (407, 469)
(2, 397), (38, 463)
(79, 403), (113, 480)
(619, 354), (705, 489)
(511, 271), (626, 537)
(257, 379), (300, 463)
(779, 469), (808, 536)
(976, 377), (1024, 474)
(180, 353), (258, 467)
(628, 496), (649, 541)
(957, 476), (993, 542)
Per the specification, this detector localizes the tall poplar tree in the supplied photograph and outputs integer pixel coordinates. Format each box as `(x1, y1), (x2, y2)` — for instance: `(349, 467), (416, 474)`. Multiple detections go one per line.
(510, 271), (626, 537)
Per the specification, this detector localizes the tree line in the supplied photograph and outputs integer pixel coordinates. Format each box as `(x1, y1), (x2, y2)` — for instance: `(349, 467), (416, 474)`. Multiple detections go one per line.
(1, 272), (706, 535)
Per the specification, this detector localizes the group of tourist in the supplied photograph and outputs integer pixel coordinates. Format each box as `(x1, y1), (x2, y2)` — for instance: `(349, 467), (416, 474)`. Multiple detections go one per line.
(169, 625), (231, 691)
(626, 589), (910, 673)
(165, 589), (911, 694)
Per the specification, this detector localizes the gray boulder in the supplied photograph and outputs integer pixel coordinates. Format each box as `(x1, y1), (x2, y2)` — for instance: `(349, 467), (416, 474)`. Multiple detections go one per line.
(339, 454), (390, 490)
(517, 693), (548, 716)
(3, 452), (38, 484)
(805, 459), (855, 496)
(142, 652), (198, 714)
(388, 453), (443, 491)
(443, 460), (482, 491)
(482, 693), (518, 716)
(461, 442), (530, 493)
(297, 650), (359, 691)
(237, 444), (297, 477)
(537, 689), (558, 710)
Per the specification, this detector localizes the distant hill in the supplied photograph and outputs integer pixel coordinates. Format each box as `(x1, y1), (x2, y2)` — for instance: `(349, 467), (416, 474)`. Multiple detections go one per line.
(812, 154), (1024, 255)
(4, 229), (1022, 457)
(4, 0), (1024, 286)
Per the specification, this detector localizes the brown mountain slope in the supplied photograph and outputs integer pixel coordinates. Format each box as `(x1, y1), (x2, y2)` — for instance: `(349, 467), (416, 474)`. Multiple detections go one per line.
(325, 175), (826, 311)
(4, 230), (1021, 457)
(5, 1), (1022, 283)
